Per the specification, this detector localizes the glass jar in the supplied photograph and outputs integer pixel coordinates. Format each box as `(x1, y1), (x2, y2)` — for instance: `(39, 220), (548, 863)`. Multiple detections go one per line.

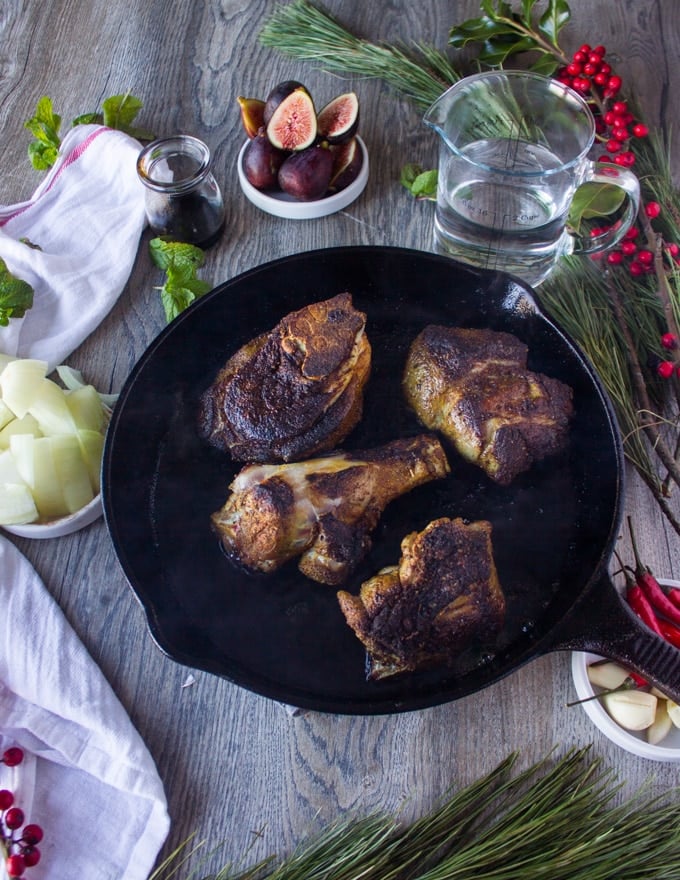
(136, 135), (225, 248)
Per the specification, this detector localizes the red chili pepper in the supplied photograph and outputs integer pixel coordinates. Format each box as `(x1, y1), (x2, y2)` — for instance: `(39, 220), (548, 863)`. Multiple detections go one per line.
(658, 619), (680, 650)
(668, 587), (680, 610)
(627, 517), (680, 626)
(627, 583), (664, 635)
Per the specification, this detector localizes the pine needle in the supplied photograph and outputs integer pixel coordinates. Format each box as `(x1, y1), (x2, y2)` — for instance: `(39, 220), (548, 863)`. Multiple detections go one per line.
(259, 0), (458, 109)
(157, 749), (680, 880)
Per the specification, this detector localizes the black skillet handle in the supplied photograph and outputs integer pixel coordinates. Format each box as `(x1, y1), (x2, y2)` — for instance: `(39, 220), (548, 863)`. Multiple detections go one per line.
(548, 574), (680, 703)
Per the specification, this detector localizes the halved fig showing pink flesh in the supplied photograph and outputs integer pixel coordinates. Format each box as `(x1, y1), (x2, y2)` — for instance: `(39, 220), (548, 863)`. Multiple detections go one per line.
(266, 88), (317, 151)
(263, 80), (307, 125)
(329, 137), (363, 192)
(317, 92), (359, 144)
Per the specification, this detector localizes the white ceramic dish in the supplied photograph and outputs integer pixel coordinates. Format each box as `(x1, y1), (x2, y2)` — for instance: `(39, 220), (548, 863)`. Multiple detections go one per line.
(2, 493), (103, 539)
(571, 640), (680, 762)
(237, 136), (369, 219)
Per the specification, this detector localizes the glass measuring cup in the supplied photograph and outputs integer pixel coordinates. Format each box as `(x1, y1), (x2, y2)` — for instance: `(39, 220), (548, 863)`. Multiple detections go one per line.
(424, 71), (640, 286)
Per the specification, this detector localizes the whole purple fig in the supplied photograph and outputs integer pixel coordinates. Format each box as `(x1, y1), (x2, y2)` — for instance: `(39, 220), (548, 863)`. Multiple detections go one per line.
(278, 144), (333, 201)
(242, 132), (286, 191)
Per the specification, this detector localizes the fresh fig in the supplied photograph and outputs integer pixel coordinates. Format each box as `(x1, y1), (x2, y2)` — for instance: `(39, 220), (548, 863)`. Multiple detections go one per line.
(278, 144), (333, 200)
(329, 137), (364, 193)
(317, 92), (359, 144)
(263, 80), (308, 126)
(266, 87), (317, 152)
(237, 96), (266, 139)
(242, 132), (287, 191)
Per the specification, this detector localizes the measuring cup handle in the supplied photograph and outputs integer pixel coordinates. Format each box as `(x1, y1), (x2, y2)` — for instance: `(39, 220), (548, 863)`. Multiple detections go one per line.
(571, 161), (641, 256)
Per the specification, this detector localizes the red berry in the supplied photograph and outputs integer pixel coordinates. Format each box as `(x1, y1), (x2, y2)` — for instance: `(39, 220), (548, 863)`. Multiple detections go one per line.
(572, 50), (587, 63)
(624, 227), (639, 240)
(6, 853), (25, 878)
(566, 62), (582, 76)
(667, 243), (680, 256)
(4, 806), (24, 829)
(607, 251), (624, 265)
(612, 127), (629, 142)
(606, 138), (622, 153)
(630, 261), (644, 276)
(632, 123), (649, 137)
(612, 101), (627, 114)
(600, 62), (612, 75)
(0, 789), (14, 809)
(658, 360), (675, 378)
(579, 44), (592, 54)
(593, 45), (606, 56)
(21, 823), (44, 845)
(22, 845), (41, 868)
(638, 249), (654, 265)
(605, 76), (623, 95)
(584, 62), (599, 76)
(619, 151), (636, 167)
(594, 72), (609, 87)
(603, 110), (617, 126)
(645, 202), (661, 218)
(2, 748), (23, 767)
(661, 333), (678, 350)
(621, 241), (637, 256)
(572, 77), (591, 92)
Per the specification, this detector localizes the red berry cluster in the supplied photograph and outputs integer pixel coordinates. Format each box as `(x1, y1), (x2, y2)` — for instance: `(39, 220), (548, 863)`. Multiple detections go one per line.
(593, 201), (680, 278)
(656, 332), (680, 380)
(555, 44), (647, 168)
(0, 749), (43, 879)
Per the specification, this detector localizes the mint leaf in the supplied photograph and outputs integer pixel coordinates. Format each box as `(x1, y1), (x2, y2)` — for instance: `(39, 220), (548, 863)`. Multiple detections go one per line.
(101, 94), (155, 140)
(401, 164), (438, 200)
(0, 258), (34, 327)
(149, 238), (212, 323)
(24, 96), (62, 170)
(72, 112), (104, 126)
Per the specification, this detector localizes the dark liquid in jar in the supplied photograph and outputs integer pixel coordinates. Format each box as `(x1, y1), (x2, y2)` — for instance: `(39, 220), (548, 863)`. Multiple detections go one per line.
(146, 191), (225, 249)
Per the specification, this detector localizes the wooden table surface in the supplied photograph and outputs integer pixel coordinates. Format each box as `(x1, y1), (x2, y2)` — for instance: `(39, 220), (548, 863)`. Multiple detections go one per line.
(2, 1), (680, 876)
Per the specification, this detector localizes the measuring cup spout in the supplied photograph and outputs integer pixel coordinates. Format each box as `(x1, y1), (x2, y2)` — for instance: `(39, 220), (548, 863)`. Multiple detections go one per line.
(423, 92), (454, 147)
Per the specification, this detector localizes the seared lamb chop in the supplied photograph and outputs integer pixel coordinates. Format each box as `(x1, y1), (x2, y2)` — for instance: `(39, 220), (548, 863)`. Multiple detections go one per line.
(337, 517), (505, 679)
(198, 292), (371, 462)
(210, 435), (450, 586)
(403, 325), (573, 485)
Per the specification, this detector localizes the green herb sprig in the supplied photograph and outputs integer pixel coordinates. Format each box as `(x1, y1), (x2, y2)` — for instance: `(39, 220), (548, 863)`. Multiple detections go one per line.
(0, 257), (34, 327)
(149, 238), (212, 323)
(152, 748), (680, 880)
(24, 92), (153, 171)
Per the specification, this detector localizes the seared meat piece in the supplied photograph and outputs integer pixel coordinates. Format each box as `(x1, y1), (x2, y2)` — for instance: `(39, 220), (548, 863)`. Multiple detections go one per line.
(198, 292), (371, 462)
(403, 326), (573, 485)
(210, 435), (450, 586)
(337, 517), (505, 679)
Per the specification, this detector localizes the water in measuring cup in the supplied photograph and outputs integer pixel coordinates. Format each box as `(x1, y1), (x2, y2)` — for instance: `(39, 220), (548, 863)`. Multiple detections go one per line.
(434, 138), (574, 285)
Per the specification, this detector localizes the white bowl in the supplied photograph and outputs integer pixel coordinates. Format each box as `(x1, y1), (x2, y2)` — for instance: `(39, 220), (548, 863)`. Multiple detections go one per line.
(237, 136), (369, 219)
(571, 647), (680, 762)
(1, 493), (103, 539)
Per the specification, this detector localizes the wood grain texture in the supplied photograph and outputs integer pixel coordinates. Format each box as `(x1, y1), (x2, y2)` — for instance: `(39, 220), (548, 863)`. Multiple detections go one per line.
(1, 2), (680, 877)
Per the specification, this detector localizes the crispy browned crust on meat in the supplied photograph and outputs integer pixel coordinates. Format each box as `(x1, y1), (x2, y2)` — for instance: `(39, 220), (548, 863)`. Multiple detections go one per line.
(210, 435), (450, 585)
(337, 516), (505, 679)
(198, 293), (371, 462)
(403, 326), (573, 485)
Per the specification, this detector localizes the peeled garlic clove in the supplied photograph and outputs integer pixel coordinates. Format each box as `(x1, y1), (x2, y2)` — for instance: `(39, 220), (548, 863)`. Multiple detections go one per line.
(587, 661), (630, 690)
(667, 700), (680, 728)
(651, 687), (670, 700)
(647, 699), (673, 745)
(603, 690), (657, 731)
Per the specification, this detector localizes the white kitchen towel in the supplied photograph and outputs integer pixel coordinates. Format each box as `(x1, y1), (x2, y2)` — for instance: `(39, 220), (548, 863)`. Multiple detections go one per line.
(0, 124), (147, 373)
(0, 536), (170, 880)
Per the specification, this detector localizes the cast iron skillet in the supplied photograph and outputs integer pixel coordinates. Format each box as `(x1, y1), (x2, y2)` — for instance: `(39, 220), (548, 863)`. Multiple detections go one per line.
(102, 246), (680, 713)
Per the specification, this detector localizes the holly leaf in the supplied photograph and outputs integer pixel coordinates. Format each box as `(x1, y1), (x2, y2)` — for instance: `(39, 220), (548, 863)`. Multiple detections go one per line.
(449, 9), (520, 49)
(400, 164), (438, 200)
(0, 258), (34, 327)
(478, 35), (537, 67)
(149, 238), (212, 323)
(529, 52), (562, 75)
(568, 182), (626, 231)
(537, 0), (571, 47)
